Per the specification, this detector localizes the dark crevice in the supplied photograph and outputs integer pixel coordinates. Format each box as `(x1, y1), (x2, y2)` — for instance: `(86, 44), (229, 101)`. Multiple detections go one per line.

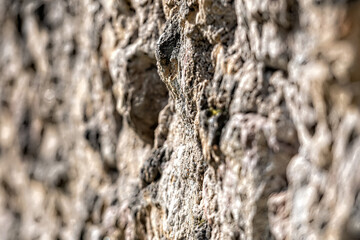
(84, 128), (101, 151)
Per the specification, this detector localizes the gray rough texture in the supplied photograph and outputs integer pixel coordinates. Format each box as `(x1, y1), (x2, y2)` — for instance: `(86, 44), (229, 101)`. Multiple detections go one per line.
(0, 0), (360, 239)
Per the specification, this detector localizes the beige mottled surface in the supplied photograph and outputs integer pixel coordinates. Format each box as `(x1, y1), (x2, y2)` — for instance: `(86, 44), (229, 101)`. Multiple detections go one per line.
(0, 0), (360, 239)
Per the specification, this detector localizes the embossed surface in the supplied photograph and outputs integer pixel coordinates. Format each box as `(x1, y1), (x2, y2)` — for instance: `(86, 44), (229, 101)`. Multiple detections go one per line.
(0, 0), (360, 239)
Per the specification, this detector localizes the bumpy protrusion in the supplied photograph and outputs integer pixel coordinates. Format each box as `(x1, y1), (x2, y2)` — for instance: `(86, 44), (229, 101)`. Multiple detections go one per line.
(155, 15), (182, 99)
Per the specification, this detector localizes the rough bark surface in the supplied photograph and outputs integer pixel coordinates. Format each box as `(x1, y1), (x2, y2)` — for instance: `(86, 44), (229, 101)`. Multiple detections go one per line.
(0, 0), (360, 239)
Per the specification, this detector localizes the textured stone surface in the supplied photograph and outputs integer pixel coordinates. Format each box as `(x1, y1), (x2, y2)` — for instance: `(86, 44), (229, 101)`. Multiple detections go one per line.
(0, 0), (360, 239)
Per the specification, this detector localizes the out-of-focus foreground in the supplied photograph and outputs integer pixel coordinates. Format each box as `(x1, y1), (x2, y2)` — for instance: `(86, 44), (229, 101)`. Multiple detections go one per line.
(0, 0), (360, 239)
